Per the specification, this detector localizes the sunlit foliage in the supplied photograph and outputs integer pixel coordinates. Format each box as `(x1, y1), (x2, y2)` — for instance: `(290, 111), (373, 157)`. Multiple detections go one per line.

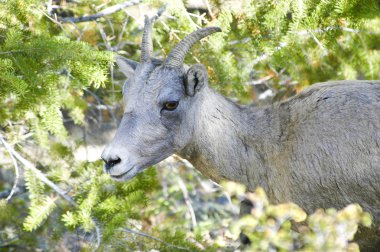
(0, 0), (378, 250)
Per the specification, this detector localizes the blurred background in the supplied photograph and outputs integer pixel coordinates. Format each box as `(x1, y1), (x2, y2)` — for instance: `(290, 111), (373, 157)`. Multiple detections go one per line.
(0, 0), (379, 251)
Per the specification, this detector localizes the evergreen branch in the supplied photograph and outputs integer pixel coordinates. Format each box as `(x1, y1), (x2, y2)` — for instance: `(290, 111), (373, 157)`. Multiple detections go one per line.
(23, 196), (58, 231)
(0, 50), (23, 55)
(0, 134), (77, 206)
(60, 0), (142, 23)
(293, 26), (378, 35)
(121, 228), (191, 251)
(0, 134), (103, 247)
(252, 42), (289, 67)
(0, 49), (40, 55)
(239, 25), (378, 68)
(0, 136), (21, 202)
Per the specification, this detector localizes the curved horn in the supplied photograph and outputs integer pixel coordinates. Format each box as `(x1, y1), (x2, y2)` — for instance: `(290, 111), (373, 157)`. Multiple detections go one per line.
(140, 15), (153, 62)
(164, 27), (221, 68)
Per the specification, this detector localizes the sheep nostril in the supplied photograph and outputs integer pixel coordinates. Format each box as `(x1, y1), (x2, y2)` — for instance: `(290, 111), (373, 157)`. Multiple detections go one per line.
(109, 157), (121, 166)
(103, 157), (122, 171)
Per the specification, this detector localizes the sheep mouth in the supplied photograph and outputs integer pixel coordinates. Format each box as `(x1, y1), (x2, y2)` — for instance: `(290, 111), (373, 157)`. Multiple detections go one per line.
(110, 167), (134, 179)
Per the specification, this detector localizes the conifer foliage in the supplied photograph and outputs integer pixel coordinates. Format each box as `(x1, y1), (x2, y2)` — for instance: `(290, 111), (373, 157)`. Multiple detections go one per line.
(0, 0), (379, 250)
(0, 0), (112, 144)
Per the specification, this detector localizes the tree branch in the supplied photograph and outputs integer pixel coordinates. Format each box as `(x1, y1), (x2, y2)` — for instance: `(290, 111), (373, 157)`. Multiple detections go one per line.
(36, 7), (70, 38)
(252, 42), (288, 67)
(121, 228), (191, 251)
(309, 30), (328, 56)
(0, 134), (77, 207)
(0, 186), (26, 199)
(0, 137), (21, 202)
(61, 0), (142, 23)
(0, 235), (21, 249)
(0, 134), (102, 249)
(91, 217), (102, 252)
(177, 176), (197, 229)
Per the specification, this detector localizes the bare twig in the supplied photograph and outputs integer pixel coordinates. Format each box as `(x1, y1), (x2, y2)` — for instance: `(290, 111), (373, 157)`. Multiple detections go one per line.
(121, 228), (191, 251)
(246, 75), (273, 86)
(106, 17), (115, 38)
(173, 154), (194, 170)
(205, 0), (215, 20)
(151, 6), (166, 22)
(35, 8), (70, 38)
(88, 104), (119, 110)
(61, 0), (142, 23)
(0, 137), (21, 202)
(156, 156), (199, 230)
(96, 21), (113, 51)
(83, 88), (104, 123)
(309, 31), (328, 56)
(84, 87), (118, 126)
(177, 176), (197, 229)
(170, 155), (197, 229)
(91, 217), (102, 252)
(188, 12), (209, 24)
(0, 235), (20, 248)
(0, 186), (26, 199)
(109, 53), (116, 121)
(117, 15), (130, 49)
(68, 21), (88, 41)
(228, 37), (251, 45)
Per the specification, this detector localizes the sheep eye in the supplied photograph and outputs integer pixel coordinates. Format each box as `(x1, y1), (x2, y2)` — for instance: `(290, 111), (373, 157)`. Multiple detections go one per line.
(163, 101), (179, 111)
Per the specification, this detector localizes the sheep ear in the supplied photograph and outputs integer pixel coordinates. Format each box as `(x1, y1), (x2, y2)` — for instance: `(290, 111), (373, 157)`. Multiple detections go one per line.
(185, 64), (208, 96)
(115, 55), (139, 78)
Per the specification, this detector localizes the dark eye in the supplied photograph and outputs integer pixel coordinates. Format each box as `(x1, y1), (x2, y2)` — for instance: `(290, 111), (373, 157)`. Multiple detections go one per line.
(163, 101), (179, 111)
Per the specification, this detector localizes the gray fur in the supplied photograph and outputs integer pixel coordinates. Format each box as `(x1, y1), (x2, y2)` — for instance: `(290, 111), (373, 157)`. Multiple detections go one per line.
(102, 24), (380, 247)
(180, 80), (380, 218)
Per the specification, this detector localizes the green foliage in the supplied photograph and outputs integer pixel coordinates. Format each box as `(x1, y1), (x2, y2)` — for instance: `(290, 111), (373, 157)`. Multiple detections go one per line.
(0, 0), (112, 145)
(227, 185), (372, 252)
(0, 0), (379, 250)
(23, 195), (57, 232)
(62, 162), (159, 232)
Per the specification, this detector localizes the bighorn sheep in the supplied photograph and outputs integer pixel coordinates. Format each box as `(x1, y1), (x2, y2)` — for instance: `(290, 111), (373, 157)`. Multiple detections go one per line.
(102, 17), (380, 247)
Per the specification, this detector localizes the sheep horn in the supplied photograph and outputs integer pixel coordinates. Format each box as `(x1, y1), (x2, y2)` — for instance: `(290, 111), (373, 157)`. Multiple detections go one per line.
(140, 15), (153, 62)
(164, 27), (221, 68)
